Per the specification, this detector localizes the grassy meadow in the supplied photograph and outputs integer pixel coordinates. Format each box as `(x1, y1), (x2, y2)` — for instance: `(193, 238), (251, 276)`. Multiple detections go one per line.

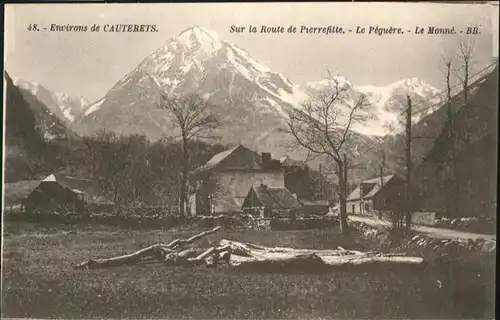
(1, 222), (495, 319)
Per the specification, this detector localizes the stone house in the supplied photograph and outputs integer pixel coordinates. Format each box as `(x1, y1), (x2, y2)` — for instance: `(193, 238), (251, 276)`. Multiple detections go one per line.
(189, 145), (285, 214)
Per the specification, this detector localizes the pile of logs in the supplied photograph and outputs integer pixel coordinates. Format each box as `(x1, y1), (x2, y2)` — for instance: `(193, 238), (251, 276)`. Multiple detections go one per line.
(74, 226), (424, 271)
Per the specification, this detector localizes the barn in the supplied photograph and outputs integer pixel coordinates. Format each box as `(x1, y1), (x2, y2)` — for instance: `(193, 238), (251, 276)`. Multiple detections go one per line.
(241, 184), (302, 218)
(24, 174), (85, 214)
(3, 174), (94, 214)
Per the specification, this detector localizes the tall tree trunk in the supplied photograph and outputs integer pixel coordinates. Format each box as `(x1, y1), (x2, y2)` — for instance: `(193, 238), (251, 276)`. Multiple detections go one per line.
(464, 60), (469, 107)
(463, 55), (469, 134)
(446, 61), (459, 217)
(337, 156), (348, 234)
(179, 136), (189, 218)
(405, 95), (412, 231)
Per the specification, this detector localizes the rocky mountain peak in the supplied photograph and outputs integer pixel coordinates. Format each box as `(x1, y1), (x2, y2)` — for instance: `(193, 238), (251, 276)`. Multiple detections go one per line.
(13, 78), (90, 124)
(175, 25), (222, 52)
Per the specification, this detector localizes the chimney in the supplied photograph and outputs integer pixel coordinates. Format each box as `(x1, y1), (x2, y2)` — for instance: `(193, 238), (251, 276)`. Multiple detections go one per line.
(261, 152), (271, 166)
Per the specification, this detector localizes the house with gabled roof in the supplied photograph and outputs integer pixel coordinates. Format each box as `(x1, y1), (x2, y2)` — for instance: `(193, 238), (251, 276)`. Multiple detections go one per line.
(346, 174), (406, 215)
(189, 144), (285, 214)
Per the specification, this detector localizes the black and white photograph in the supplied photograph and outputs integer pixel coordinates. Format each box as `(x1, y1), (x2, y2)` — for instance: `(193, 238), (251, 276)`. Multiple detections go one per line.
(2, 2), (498, 319)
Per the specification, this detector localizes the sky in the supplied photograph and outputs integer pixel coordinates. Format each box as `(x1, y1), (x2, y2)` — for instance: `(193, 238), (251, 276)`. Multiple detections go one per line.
(4, 2), (499, 102)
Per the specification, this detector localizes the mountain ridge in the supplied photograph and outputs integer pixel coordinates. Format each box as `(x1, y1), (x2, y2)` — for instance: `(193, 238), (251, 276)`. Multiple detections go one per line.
(73, 26), (440, 142)
(14, 78), (90, 125)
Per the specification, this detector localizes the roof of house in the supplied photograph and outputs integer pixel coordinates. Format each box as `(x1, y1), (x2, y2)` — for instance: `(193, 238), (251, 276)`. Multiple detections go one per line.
(200, 145), (242, 171)
(53, 174), (94, 194)
(246, 185), (302, 210)
(347, 174), (396, 201)
(43, 174), (57, 182)
(192, 144), (279, 175)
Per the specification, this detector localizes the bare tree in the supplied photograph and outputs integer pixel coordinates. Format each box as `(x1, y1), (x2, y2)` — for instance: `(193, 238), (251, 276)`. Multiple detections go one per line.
(453, 39), (474, 143)
(443, 56), (460, 217)
(404, 95), (413, 231)
(285, 72), (369, 233)
(159, 93), (219, 218)
(454, 40), (474, 107)
(380, 99), (412, 232)
(376, 148), (387, 186)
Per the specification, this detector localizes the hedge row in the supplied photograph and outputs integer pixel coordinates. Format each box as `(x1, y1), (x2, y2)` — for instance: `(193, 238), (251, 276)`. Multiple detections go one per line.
(4, 211), (339, 231)
(4, 212), (184, 230)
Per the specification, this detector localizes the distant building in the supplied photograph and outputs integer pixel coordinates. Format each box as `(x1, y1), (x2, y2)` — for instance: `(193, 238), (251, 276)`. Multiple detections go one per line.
(279, 156), (334, 203)
(346, 174), (406, 216)
(241, 184), (302, 218)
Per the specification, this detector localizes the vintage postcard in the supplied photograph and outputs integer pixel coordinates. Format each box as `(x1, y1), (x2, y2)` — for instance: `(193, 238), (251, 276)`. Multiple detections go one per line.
(2, 2), (498, 319)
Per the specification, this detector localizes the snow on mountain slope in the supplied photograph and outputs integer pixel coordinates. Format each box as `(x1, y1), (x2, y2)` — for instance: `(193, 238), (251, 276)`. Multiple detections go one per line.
(10, 78), (79, 142)
(14, 78), (90, 125)
(73, 24), (442, 160)
(84, 98), (105, 117)
(305, 76), (442, 136)
(75, 26), (308, 143)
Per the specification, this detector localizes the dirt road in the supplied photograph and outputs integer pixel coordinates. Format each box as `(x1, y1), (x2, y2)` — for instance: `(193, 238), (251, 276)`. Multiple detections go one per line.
(348, 215), (496, 241)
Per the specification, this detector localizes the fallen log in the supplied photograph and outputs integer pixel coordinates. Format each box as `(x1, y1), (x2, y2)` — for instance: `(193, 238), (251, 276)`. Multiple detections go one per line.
(74, 228), (423, 271)
(163, 248), (206, 265)
(220, 239), (364, 258)
(75, 227), (222, 269)
(220, 239), (424, 271)
(232, 252), (331, 273)
(185, 244), (232, 266)
(74, 243), (174, 270)
(167, 226), (221, 250)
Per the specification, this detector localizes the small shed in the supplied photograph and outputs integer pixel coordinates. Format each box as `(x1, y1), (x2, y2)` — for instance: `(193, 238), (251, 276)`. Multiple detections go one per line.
(241, 184), (302, 218)
(24, 174), (85, 214)
(3, 174), (88, 214)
